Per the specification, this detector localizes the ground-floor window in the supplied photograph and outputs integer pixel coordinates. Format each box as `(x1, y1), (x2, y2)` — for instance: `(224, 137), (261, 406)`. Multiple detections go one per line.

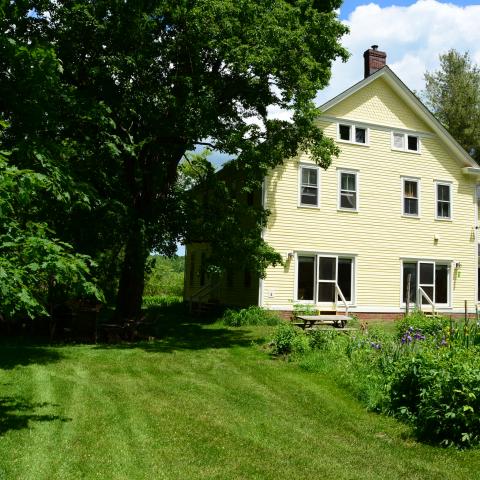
(402, 260), (450, 306)
(296, 254), (354, 303)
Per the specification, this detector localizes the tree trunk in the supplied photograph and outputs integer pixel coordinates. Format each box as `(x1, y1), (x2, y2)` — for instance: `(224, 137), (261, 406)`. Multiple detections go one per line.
(114, 144), (184, 323)
(114, 222), (149, 322)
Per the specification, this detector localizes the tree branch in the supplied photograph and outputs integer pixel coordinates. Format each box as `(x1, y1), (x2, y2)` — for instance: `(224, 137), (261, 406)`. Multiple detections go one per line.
(195, 141), (216, 149)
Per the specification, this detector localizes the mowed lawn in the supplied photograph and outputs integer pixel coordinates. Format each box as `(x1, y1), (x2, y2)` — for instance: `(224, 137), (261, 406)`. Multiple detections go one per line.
(1, 314), (480, 480)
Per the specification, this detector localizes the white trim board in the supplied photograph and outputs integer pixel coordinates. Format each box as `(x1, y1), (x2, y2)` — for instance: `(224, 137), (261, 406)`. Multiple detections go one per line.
(266, 305), (476, 314)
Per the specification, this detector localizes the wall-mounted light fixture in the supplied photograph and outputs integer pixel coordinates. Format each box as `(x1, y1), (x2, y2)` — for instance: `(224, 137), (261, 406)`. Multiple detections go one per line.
(286, 251), (294, 261)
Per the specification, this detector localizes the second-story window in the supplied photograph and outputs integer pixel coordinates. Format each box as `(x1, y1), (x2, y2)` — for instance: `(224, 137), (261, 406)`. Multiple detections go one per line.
(338, 124), (367, 145)
(392, 132), (420, 153)
(338, 170), (358, 211)
(299, 166), (319, 207)
(402, 178), (420, 216)
(436, 182), (452, 220)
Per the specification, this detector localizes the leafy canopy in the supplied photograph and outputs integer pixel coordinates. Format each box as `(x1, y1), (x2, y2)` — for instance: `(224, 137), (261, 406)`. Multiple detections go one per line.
(2, 0), (349, 319)
(422, 50), (480, 163)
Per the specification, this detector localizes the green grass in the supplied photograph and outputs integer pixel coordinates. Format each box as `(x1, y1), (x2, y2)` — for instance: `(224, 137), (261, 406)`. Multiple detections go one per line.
(1, 313), (480, 479)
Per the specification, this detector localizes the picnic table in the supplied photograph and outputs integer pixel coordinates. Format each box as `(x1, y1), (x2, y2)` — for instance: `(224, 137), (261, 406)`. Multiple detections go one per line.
(296, 315), (350, 329)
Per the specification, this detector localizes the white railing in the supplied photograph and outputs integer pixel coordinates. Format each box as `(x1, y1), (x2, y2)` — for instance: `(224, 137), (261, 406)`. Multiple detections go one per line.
(335, 283), (349, 317)
(417, 286), (436, 315)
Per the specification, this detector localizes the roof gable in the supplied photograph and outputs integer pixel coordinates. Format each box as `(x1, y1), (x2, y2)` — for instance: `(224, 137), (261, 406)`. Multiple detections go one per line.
(324, 76), (432, 133)
(320, 67), (477, 168)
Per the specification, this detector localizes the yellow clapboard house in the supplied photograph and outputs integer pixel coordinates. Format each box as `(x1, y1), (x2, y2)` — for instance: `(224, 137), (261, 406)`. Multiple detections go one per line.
(185, 46), (480, 319)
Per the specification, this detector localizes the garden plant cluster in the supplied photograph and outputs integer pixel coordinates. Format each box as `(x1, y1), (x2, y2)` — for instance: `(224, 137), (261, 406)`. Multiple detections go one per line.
(267, 311), (480, 448)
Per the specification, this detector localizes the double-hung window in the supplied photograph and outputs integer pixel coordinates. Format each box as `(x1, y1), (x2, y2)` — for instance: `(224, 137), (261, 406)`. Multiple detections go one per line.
(338, 123), (367, 145)
(299, 165), (319, 207)
(338, 170), (358, 211)
(435, 182), (452, 220)
(392, 132), (420, 153)
(402, 178), (420, 216)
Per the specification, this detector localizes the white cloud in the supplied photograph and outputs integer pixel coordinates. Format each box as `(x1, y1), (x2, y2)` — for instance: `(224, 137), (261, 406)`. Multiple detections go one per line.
(316, 0), (480, 106)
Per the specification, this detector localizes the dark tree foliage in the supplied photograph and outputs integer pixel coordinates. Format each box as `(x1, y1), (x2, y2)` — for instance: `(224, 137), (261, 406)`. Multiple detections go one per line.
(1, 0), (348, 321)
(0, 14), (102, 320)
(423, 50), (480, 163)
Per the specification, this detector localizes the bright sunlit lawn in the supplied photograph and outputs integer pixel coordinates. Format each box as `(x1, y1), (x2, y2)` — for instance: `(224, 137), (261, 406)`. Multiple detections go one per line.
(1, 308), (480, 480)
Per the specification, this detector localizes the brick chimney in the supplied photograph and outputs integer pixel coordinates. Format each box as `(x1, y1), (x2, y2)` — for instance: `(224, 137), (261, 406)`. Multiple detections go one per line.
(363, 45), (386, 78)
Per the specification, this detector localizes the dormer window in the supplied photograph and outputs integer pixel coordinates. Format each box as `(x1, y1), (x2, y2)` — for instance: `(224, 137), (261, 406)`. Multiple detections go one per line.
(338, 124), (367, 145)
(392, 132), (420, 153)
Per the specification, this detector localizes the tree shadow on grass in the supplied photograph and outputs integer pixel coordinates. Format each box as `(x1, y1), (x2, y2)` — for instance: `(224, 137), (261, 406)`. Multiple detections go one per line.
(0, 396), (71, 436)
(96, 302), (257, 353)
(0, 343), (64, 371)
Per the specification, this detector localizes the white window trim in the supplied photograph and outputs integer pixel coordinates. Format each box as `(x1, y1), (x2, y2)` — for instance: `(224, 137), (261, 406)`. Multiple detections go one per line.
(298, 164), (320, 208)
(294, 252), (357, 306)
(337, 168), (359, 212)
(391, 131), (421, 154)
(399, 259), (452, 308)
(337, 122), (370, 146)
(435, 180), (453, 221)
(401, 176), (421, 218)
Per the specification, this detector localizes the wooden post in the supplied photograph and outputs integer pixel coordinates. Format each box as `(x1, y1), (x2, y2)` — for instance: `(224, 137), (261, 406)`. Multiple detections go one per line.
(405, 273), (411, 317)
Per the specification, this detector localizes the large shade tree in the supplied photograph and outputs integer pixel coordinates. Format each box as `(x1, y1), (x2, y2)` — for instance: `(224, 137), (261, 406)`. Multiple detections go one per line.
(422, 49), (480, 163)
(3, 0), (348, 321)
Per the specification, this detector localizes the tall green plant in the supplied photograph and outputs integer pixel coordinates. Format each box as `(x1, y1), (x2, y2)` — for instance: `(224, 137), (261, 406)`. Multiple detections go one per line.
(0, 149), (102, 319)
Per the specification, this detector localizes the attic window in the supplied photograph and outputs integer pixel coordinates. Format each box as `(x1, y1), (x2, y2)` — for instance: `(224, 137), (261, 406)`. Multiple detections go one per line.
(392, 132), (420, 153)
(338, 124), (367, 145)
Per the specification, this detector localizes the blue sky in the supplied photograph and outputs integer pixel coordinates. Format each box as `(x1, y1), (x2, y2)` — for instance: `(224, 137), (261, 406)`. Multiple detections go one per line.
(339, 0), (479, 18)
(340, 0), (476, 20)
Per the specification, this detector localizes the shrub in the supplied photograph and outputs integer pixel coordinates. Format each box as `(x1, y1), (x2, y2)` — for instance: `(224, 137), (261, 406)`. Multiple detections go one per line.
(307, 329), (339, 351)
(387, 346), (480, 447)
(270, 322), (310, 355)
(222, 306), (282, 327)
(395, 311), (449, 340)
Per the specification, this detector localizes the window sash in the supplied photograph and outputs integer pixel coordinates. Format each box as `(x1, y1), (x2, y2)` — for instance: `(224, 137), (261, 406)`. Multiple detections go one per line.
(339, 124), (351, 141)
(300, 167), (319, 206)
(436, 183), (451, 219)
(338, 124), (367, 144)
(407, 135), (419, 151)
(339, 172), (357, 210)
(393, 132), (419, 152)
(403, 179), (419, 216)
(393, 133), (405, 149)
(355, 127), (366, 144)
